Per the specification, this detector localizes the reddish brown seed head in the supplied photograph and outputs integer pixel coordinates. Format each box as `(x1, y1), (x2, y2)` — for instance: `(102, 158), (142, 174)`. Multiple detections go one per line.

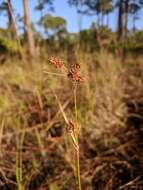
(67, 64), (84, 82)
(48, 57), (64, 69)
(66, 120), (75, 133)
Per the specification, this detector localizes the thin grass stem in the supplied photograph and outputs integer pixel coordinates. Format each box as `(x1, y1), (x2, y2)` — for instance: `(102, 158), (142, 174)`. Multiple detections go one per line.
(74, 84), (81, 190)
(44, 71), (67, 77)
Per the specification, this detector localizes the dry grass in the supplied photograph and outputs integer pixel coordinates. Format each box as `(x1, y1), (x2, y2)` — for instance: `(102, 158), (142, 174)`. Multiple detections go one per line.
(0, 51), (143, 189)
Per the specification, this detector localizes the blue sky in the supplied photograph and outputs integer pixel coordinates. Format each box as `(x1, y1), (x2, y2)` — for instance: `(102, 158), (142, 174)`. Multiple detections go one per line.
(0, 0), (143, 33)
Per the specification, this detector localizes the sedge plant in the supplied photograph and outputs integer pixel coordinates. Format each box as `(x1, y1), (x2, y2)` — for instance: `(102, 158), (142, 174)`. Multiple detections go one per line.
(44, 56), (84, 190)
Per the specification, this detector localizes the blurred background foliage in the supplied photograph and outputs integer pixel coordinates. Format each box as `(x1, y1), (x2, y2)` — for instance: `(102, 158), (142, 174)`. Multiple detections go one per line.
(0, 0), (143, 190)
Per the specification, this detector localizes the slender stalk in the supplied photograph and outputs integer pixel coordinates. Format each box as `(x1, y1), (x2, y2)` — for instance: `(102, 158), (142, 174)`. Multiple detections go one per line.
(16, 120), (25, 190)
(74, 84), (81, 190)
(16, 132), (24, 190)
(43, 71), (66, 77)
(35, 128), (46, 157)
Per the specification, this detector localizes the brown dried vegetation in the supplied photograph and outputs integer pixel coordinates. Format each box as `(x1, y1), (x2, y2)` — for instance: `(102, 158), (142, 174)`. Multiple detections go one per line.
(0, 53), (143, 189)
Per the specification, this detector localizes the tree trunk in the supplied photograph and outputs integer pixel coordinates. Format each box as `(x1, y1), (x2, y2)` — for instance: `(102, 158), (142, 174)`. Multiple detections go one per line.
(133, 14), (136, 32)
(101, 13), (104, 27)
(123, 0), (129, 38)
(23, 0), (35, 58)
(107, 13), (109, 28)
(7, 0), (15, 39)
(97, 12), (100, 27)
(117, 0), (123, 40)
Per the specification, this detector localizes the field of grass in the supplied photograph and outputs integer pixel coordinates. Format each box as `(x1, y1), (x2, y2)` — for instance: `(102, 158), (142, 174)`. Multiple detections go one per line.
(0, 50), (143, 190)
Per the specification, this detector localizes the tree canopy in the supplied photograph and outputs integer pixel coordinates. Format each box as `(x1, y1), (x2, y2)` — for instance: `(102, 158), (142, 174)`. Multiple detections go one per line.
(40, 14), (66, 32)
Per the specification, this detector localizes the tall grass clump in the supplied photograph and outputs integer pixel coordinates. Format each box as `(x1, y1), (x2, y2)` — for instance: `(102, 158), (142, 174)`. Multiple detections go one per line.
(90, 53), (127, 147)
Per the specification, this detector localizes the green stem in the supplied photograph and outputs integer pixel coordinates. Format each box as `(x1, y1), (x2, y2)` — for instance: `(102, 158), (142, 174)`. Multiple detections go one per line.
(16, 125), (25, 190)
(74, 84), (81, 190)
